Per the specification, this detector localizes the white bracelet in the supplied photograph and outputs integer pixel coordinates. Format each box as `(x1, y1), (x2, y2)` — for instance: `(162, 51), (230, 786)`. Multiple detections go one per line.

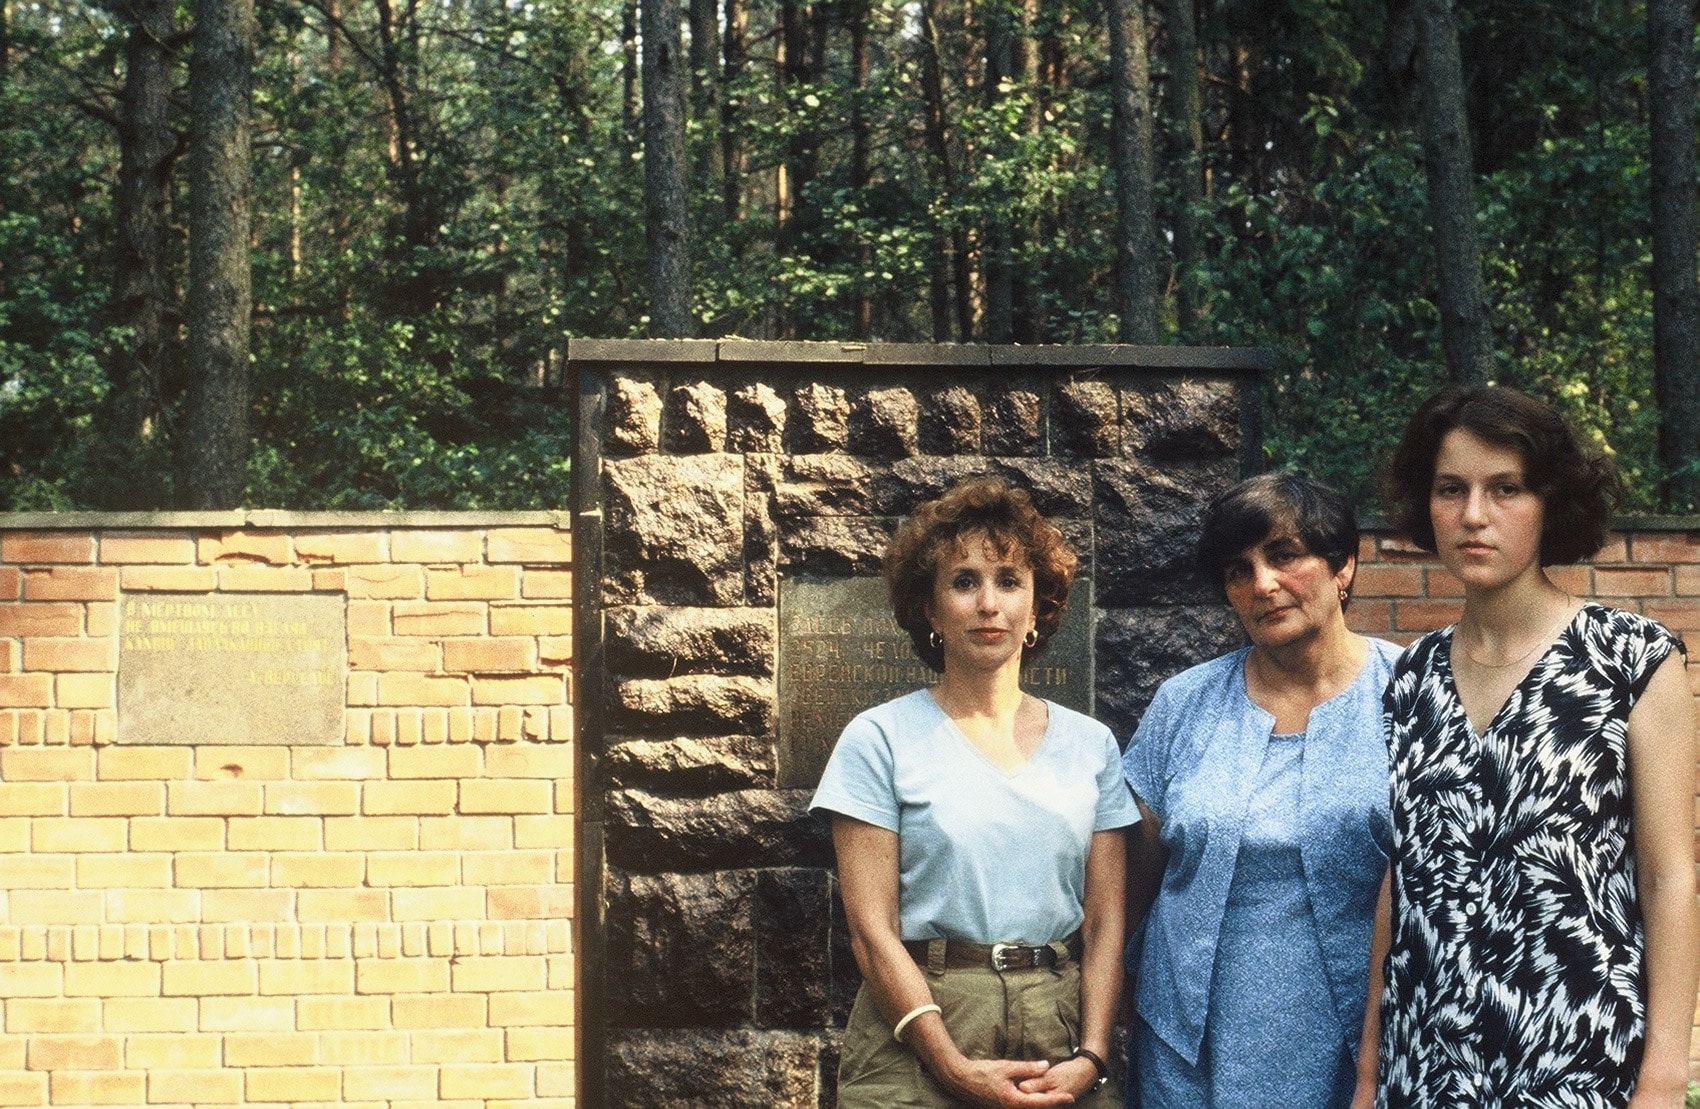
(892, 1002), (941, 1043)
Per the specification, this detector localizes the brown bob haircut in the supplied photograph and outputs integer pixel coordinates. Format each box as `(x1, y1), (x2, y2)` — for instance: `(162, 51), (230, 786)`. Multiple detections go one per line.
(1385, 385), (1618, 566)
(883, 475), (1078, 673)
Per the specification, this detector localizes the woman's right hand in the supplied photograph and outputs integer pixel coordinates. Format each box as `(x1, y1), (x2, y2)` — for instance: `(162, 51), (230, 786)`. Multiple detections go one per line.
(934, 1055), (1077, 1107)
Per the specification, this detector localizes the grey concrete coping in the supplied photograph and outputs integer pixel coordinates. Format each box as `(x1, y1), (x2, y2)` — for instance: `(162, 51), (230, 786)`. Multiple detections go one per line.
(567, 337), (1276, 372)
(0, 510), (570, 530)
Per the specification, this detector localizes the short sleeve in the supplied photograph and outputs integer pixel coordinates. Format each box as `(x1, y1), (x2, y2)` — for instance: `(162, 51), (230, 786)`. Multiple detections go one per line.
(1121, 686), (1173, 817)
(808, 713), (900, 831)
(1093, 728), (1141, 831)
(1624, 616), (1684, 702)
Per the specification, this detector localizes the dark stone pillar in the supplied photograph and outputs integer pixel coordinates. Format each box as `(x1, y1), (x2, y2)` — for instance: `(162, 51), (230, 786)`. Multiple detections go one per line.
(570, 340), (1269, 1106)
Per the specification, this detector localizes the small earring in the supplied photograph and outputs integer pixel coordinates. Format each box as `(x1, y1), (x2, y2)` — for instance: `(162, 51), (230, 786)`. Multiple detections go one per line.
(1338, 588), (1349, 604)
(1024, 629), (1038, 647)
(929, 631), (942, 648)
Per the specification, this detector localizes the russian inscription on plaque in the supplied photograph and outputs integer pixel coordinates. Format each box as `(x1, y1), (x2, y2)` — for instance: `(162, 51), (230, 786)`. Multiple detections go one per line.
(117, 592), (347, 745)
(776, 574), (1093, 787)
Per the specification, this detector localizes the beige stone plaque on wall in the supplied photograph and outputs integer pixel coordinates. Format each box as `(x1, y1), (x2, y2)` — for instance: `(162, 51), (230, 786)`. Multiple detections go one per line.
(117, 592), (347, 745)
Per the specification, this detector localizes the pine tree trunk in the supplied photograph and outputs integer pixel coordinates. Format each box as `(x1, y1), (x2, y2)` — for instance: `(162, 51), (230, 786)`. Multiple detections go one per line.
(1648, 0), (1700, 510)
(643, 0), (695, 336)
(1163, 0), (1203, 336)
(1416, 0), (1492, 385)
(1106, 0), (1158, 342)
(720, 0), (747, 222)
(688, 0), (719, 184)
(181, 0), (255, 509)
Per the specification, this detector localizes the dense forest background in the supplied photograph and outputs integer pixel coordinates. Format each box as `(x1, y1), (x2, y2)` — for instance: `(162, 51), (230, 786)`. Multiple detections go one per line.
(0, 0), (1696, 510)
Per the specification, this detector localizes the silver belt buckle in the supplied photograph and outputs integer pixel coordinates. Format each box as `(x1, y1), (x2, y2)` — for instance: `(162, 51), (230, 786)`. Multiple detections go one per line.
(990, 943), (1024, 972)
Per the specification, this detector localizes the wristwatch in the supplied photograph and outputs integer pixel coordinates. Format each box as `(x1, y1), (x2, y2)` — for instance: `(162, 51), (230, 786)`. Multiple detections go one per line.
(1072, 1046), (1110, 1091)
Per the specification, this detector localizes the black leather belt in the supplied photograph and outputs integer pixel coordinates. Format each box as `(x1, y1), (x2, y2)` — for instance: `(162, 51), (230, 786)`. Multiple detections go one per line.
(903, 933), (1083, 972)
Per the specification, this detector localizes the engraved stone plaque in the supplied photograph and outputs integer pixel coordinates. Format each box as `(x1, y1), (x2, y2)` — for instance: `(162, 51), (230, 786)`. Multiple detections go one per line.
(776, 574), (1093, 787)
(117, 592), (347, 745)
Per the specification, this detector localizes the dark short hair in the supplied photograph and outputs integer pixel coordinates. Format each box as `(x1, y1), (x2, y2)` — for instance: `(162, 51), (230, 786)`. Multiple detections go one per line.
(1195, 472), (1359, 605)
(883, 475), (1078, 673)
(1385, 385), (1617, 565)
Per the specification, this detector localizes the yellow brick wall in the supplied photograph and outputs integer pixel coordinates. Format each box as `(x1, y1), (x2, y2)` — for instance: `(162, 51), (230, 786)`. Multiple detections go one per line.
(0, 516), (574, 1107)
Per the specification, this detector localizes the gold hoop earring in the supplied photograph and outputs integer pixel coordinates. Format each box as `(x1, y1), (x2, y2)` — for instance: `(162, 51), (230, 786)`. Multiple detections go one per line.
(1024, 629), (1038, 648)
(929, 631), (941, 649)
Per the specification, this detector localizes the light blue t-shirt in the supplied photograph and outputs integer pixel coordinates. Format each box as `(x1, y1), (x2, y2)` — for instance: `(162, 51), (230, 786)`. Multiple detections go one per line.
(811, 689), (1139, 945)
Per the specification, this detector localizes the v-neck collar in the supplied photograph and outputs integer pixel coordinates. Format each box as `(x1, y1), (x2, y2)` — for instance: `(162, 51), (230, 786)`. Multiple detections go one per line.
(923, 689), (1054, 776)
(1438, 604), (1587, 741)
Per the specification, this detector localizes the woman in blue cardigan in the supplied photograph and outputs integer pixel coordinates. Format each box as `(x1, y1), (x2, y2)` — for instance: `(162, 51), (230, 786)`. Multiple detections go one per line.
(1121, 473), (1397, 1108)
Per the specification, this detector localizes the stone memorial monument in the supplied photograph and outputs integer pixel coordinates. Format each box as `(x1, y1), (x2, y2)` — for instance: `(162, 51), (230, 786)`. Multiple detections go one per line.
(570, 340), (1267, 1106)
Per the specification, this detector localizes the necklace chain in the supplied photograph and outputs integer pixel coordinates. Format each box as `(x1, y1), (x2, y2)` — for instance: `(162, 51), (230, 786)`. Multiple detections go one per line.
(1460, 600), (1576, 670)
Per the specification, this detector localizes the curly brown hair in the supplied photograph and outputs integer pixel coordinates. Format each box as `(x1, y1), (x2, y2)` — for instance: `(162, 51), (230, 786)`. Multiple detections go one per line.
(1385, 385), (1618, 566)
(883, 475), (1078, 673)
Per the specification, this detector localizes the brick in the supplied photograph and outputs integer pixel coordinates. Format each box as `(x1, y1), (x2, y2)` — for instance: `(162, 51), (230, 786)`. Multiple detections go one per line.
(512, 815), (568, 855)
(124, 1032), (220, 1069)
(452, 955), (548, 993)
(105, 888), (197, 923)
(538, 636), (572, 665)
(9, 889), (99, 924)
(223, 1032), (318, 1067)
(317, 1032), (409, 1066)
(377, 672), (470, 707)
(167, 780), (263, 815)
(392, 887), (483, 921)
(325, 815), (416, 851)
(197, 531), (292, 565)
(0, 674), (52, 708)
(294, 746), (387, 780)
(1594, 566), (1673, 597)
(32, 818), (124, 853)
(1646, 598), (1700, 633)
(487, 527), (571, 564)
(196, 746), (289, 780)
(344, 1065), (439, 1101)
(77, 851), (170, 886)
(21, 638), (115, 672)
(1392, 599), (1462, 632)
(390, 529), (483, 563)
(293, 530), (387, 564)
(265, 781), (358, 816)
(68, 781), (163, 816)
(296, 995), (389, 1032)
(53, 673), (112, 709)
(471, 675), (564, 707)
(343, 565), (426, 601)
(441, 1062), (534, 1099)
(131, 816), (224, 851)
(6, 998), (95, 1033)
(0, 782), (63, 816)
(174, 852), (269, 888)
(118, 565), (219, 591)
(347, 600), (391, 637)
(464, 850), (553, 886)
(461, 779), (552, 815)
(355, 958), (450, 994)
(489, 604), (571, 636)
(217, 564), (315, 591)
(488, 990), (571, 1026)
(390, 745), (481, 779)
(0, 964), (65, 999)
(489, 884), (574, 918)
(443, 637), (537, 673)
(244, 1066), (341, 1103)
(96, 746), (189, 780)
(64, 961), (159, 996)
(202, 890), (292, 923)
(364, 779), (457, 815)
(97, 532), (196, 564)
(199, 997), (294, 1035)
(3, 748), (93, 780)
(411, 1029), (503, 1063)
(27, 1035), (121, 1070)
(367, 851), (461, 887)
(148, 1068), (243, 1104)
(505, 1027), (573, 1061)
(85, 602), (116, 637)
(227, 816), (321, 851)
(520, 569), (573, 599)
(101, 998), (198, 1033)
(0, 567), (16, 601)
(349, 636), (440, 670)
(484, 744), (573, 778)
(0, 1074), (46, 1107)
(47, 1072), (145, 1105)
(1631, 530), (1700, 562)
(426, 565), (519, 601)
(258, 960), (354, 995)
(421, 815), (512, 851)
(393, 602), (485, 637)
(22, 567), (117, 602)
(390, 993), (487, 1029)
(0, 603), (82, 639)
(1546, 564), (1592, 595)
(273, 852), (364, 887)
(1, 531), (94, 563)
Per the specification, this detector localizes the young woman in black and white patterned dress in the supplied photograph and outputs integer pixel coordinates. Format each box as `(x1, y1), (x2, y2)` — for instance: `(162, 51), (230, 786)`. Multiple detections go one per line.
(1351, 386), (1698, 1109)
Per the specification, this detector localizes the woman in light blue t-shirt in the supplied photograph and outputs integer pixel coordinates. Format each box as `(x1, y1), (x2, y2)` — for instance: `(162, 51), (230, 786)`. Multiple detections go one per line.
(1122, 473), (1397, 1109)
(812, 475), (1138, 1108)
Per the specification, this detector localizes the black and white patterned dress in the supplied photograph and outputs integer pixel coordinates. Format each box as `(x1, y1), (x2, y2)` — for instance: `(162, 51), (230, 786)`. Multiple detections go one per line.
(1378, 604), (1683, 1108)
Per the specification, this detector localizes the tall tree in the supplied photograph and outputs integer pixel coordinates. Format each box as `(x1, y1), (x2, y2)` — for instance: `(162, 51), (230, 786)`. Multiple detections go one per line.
(108, 0), (181, 443)
(180, 0), (255, 508)
(1106, 0), (1157, 342)
(1647, 0), (1700, 511)
(1415, 0), (1491, 384)
(719, 0), (748, 222)
(1162, 0), (1202, 336)
(642, 0), (694, 335)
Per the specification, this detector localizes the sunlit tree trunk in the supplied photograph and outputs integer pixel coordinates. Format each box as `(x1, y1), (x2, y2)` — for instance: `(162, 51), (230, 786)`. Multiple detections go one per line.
(919, 0), (958, 340)
(1416, 0), (1491, 384)
(1648, 0), (1700, 509)
(622, 0), (639, 138)
(643, 0), (694, 335)
(181, 0), (255, 508)
(688, 0), (719, 183)
(849, 0), (871, 337)
(1107, 0), (1157, 342)
(720, 0), (747, 222)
